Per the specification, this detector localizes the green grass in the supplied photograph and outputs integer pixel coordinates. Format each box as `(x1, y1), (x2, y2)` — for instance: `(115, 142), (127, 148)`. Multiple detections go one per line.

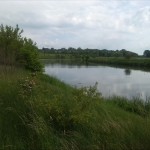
(1, 66), (150, 149)
(39, 52), (75, 59)
(90, 57), (150, 69)
(40, 53), (150, 70)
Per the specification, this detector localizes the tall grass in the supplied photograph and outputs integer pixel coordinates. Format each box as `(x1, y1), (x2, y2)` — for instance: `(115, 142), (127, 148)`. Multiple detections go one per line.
(106, 96), (150, 117)
(1, 67), (150, 149)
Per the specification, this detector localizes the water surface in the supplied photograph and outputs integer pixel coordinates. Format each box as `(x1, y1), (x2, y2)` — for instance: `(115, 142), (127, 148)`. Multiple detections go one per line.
(44, 60), (150, 100)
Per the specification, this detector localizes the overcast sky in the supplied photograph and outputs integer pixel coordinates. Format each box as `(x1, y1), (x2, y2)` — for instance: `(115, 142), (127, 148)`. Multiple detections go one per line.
(1, 0), (150, 54)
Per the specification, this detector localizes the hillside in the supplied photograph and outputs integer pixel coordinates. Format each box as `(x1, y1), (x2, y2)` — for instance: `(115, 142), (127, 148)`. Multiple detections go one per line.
(1, 66), (150, 150)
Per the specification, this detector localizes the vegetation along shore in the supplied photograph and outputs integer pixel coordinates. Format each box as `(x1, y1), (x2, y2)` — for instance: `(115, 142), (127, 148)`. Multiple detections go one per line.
(39, 47), (150, 69)
(1, 25), (150, 150)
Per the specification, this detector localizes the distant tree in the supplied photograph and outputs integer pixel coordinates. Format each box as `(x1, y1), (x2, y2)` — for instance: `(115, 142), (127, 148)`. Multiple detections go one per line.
(42, 47), (138, 58)
(77, 47), (82, 51)
(120, 49), (137, 59)
(143, 50), (150, 57)
(85, 55), (89, 63)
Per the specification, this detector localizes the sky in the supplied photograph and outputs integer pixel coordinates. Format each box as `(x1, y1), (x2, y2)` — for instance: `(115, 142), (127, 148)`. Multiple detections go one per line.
(0, 0), (150, 54)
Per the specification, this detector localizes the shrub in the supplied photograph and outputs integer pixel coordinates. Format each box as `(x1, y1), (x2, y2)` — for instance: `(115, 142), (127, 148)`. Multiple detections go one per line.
(19, 38), (43, 71)
(0, 24), (43, 71)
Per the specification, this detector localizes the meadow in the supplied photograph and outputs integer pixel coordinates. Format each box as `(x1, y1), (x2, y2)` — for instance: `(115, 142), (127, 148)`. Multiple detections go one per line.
(1, 25), (150, 149)
(1, 66), (150, 150)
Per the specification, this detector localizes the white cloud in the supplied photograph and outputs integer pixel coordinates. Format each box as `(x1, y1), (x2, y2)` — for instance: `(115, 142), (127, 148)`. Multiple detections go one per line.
(0, 0), (150, 54)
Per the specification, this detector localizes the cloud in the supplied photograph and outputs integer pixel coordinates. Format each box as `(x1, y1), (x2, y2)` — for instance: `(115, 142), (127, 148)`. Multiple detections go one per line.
(0, 0), (150, 54)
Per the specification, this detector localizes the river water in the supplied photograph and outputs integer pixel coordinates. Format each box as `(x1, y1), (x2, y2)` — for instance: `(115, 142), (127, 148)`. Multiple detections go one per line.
(44, 60), (150, 100)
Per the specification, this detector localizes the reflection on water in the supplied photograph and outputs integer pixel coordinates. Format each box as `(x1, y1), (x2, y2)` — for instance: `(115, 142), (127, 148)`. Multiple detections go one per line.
(124, 69), (131, 76)
(44, 60), (150, 100)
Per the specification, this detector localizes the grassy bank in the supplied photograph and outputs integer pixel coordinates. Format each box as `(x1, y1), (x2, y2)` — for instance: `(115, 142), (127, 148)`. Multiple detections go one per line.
(89, 57), (150, 68)
(39, 52), (76, 60)
(39, 52), (150, 69)
(1, 67), (150, 150)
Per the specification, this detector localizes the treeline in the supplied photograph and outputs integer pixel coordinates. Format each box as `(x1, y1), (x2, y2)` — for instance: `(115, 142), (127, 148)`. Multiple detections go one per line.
(40, 47), (138, 58)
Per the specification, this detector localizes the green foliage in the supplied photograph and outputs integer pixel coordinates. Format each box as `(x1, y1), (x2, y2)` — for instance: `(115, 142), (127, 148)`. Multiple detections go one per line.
(89, 57), (150, 69)
(0, 24), (43, 71)
(143, 50), (150, 57)
(1, 69), (150, 149)
(40, 47), (138, 58)
(107, 96), (150, 117)
(0, 24), (23, 65)
(19, 75), (36, 98)
(19, 38), (43, 71)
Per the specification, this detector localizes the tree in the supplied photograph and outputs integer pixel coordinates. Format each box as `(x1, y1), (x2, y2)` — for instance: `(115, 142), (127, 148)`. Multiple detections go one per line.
(0, 24), (43, 71)
(143, 50), (150, 57)
(0, 24), (23, 65)
(19, 38), (43, 71)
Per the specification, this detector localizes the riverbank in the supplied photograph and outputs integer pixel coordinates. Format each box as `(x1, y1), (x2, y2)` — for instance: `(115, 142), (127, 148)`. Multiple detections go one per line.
(39, 52), (150, 69)
(90, 57), (150, 68)
(1, 66), (150, 149)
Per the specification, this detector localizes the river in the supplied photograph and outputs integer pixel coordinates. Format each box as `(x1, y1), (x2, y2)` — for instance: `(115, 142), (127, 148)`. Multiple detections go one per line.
(44, 60), (150, 100)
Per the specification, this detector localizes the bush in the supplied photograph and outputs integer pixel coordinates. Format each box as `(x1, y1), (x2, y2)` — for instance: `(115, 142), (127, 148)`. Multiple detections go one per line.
(19, 38), (43, 71)
(0, 24), (43, 71)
